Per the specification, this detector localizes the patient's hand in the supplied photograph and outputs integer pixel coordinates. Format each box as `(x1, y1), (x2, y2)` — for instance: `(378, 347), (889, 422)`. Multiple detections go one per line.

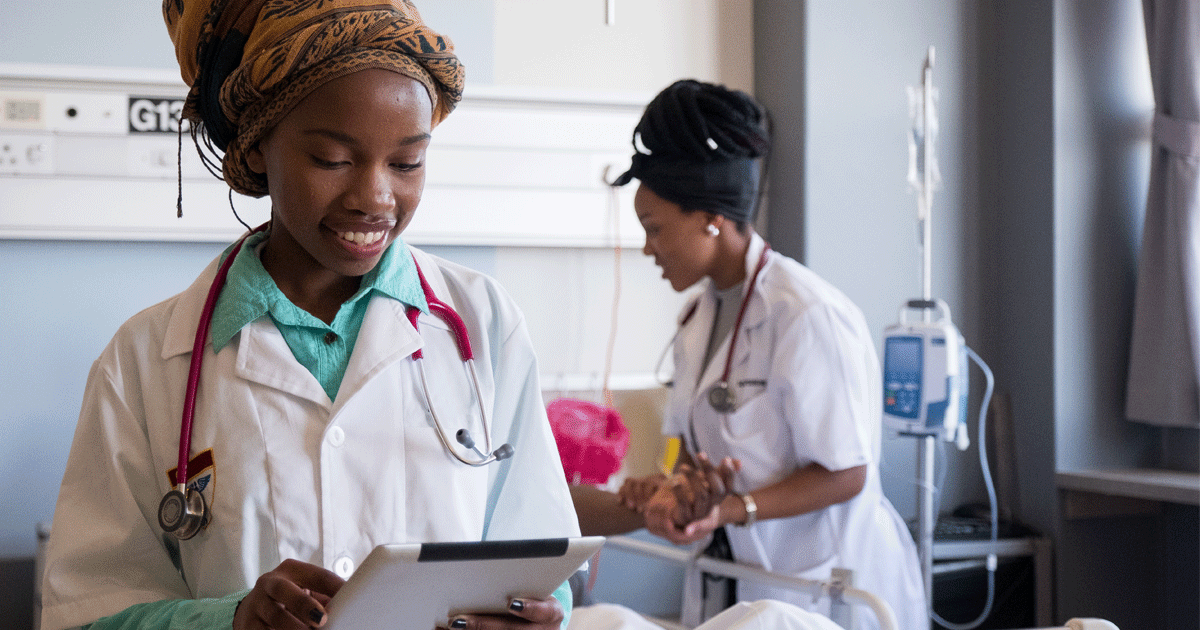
(642, 453), (739, 545)
(617, 473), (667, 512)
(668, 453), (738, 525)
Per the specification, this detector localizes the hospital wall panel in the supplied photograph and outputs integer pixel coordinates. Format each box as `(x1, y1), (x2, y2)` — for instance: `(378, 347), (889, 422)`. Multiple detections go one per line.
(0, 64), (650, 247)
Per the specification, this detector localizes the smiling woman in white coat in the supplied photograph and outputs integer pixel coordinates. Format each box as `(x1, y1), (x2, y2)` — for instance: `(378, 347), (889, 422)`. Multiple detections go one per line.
(38, 3), (580, 630)
(606, 80), (926, 630)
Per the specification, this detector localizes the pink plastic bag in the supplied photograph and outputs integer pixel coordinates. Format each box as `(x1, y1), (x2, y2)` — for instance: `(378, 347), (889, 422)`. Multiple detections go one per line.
(546, 398), (631, 485)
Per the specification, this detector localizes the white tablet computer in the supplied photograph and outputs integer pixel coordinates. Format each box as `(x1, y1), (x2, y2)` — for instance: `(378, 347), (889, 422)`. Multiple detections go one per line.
(325, 536), (605, 630)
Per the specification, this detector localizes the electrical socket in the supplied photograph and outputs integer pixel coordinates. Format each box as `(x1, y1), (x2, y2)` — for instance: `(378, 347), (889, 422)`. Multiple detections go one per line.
(0, 134), (55, 175)
(44, 92), (126, 134)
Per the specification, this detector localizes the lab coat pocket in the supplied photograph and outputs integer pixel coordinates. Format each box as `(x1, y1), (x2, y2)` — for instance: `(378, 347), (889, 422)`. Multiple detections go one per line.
(718, 380), (770, 437)
(718, 384), (780, 476)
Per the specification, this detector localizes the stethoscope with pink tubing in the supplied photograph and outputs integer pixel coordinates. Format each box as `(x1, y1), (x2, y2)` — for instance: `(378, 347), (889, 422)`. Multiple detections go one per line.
(653, 244), (771, 417)
(158, 225), (512, 540)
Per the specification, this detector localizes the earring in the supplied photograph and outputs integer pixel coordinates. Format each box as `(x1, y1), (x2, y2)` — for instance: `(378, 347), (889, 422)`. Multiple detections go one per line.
(707, 224), (720, 237)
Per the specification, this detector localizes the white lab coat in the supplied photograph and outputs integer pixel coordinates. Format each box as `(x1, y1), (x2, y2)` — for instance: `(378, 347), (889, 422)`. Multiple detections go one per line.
(664, 234), (925, 630)
(40, 245), (580, 630)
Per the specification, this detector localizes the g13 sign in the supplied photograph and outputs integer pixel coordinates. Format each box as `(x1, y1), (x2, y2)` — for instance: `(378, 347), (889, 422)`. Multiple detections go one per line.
(128, 97), (186, 134)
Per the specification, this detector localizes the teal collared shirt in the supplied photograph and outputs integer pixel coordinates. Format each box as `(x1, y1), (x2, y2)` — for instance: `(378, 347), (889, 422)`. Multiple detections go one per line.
(209, 231), (428, 402)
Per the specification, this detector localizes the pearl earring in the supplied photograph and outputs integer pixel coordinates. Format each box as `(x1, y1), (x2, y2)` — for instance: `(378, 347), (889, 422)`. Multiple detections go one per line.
(707, 224), (720, 237)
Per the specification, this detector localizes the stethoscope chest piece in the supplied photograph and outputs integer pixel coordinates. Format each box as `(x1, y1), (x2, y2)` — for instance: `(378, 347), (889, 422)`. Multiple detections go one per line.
(707, 382), (737, 414)
(158, 486), (208, 540)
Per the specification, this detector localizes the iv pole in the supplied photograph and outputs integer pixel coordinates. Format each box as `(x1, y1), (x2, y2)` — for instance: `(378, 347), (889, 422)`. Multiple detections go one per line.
(907, 51), (1000, 629)
(913, 44), (938, 608)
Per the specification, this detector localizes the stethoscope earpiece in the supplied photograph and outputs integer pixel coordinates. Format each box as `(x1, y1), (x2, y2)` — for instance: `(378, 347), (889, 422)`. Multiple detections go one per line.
(158, 486), (208, 540)
(492, 443), (515, 461)
(455, 428), (514, 464)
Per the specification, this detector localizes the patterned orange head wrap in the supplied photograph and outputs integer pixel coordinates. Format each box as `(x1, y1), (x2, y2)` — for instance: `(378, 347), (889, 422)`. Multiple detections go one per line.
(164, 0), (465, 197)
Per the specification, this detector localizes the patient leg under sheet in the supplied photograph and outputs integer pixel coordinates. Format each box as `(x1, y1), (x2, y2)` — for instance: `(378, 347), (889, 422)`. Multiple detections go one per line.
(569, 603), (669, 629)
(569, 600), (843, 630)
(698, 600), (844, 630)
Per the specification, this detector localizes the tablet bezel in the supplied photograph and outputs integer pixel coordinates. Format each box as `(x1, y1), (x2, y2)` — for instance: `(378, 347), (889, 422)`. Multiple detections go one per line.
(324, 536), (605, 630)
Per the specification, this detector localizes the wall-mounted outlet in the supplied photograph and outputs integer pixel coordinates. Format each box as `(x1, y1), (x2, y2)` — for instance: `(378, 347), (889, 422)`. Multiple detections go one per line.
(0, 133), (54, 175)
(44, 91), (125, 134)
(1, 91), (45, 130)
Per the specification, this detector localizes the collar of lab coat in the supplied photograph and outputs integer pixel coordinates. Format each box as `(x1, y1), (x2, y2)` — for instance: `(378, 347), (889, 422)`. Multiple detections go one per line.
(740, 231), (770, 329)
(675, 231), (774, 395)
(158, 246), (452, 406)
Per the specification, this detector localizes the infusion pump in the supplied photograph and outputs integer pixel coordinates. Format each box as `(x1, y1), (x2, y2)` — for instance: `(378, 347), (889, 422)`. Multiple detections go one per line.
(882, 299), (968, 442)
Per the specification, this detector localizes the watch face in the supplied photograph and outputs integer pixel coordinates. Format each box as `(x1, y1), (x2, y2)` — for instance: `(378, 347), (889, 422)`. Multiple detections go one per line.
(707, 383), (736, 413)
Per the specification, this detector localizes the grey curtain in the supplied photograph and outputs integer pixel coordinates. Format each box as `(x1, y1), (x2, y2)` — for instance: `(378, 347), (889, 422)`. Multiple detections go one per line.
(1126, 0), (1200, 427)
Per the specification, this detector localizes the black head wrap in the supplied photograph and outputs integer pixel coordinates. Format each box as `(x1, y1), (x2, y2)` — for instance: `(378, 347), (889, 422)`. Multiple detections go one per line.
(612, 80), (770, 223)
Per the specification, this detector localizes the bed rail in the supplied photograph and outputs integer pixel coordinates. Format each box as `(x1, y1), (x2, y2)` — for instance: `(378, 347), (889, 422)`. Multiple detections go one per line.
(603, 535), (898, 630)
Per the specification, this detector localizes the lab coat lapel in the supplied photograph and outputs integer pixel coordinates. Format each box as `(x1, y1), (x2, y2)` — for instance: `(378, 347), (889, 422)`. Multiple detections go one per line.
(159, 251), (331, 407)
(730, 235), (771, 373)
(731, 261), (772, 373)
(334, 245), (437, 408)
(334, 297), (422, 408)
(683, 287), (722, 406)
(161, 255), (220, 361)
(236, 321), (330, 407)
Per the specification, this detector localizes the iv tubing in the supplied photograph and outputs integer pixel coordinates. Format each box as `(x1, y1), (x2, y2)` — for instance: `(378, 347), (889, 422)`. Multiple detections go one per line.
(931, 346), (997, 630)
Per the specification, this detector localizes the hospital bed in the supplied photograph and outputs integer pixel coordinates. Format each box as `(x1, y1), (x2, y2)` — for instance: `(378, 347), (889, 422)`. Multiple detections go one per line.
(599, 535), (1118, 630)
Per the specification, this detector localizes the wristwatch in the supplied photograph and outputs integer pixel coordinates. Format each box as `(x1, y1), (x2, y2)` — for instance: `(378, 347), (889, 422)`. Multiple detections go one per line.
(736, 492), (757, 527)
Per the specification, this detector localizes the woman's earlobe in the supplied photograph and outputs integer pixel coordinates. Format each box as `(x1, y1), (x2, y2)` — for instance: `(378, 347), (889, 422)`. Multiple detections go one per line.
(246, 145), (266, 174)
(706, 213), (726, 237)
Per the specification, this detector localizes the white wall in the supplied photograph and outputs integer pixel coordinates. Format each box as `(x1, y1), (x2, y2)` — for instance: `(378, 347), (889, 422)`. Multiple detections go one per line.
(788, 0), (986, 524)
(492, 1), (753, 94)
(482, 0), (753, 385)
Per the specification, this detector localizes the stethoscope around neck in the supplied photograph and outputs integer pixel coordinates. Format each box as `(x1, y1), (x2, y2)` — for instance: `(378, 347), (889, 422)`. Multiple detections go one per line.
(653, 244), (771, 416)
(158, 226), (512, 540)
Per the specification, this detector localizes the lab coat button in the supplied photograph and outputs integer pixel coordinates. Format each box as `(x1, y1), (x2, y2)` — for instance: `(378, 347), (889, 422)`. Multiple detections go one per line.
(327, 426), (345, 447)
(334, 556), (354, 578)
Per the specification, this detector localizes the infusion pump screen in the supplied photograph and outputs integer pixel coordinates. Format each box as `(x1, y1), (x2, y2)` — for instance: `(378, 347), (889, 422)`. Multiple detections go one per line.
(883, 336), (923, 420)
(884, 336), (922, 375)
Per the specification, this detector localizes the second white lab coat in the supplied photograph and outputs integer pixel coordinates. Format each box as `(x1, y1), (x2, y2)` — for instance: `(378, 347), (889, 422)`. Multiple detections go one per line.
(40, 245), (580, 630)
(664, 234), (925, 630)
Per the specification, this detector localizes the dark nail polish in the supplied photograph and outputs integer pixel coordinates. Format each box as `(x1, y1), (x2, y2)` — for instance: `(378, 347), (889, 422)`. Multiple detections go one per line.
(450, 619), (467, 629)
(309, 608), (325, 624)
(509, 599), (525, 612)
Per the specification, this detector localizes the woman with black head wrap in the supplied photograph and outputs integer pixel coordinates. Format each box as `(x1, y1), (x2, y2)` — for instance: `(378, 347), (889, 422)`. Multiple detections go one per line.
(602, 80), (926, 630)
(40, 3), (581, 630)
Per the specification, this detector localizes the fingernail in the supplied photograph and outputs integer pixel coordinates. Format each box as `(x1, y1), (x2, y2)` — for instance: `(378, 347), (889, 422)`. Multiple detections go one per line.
(309, 608), (325, 624)
(509, 599), (525, 612)
(450, 618), (467, 629)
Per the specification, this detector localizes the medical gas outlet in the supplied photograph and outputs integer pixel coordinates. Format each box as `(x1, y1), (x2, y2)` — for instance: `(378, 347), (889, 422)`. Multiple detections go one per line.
(0, 134), (54, 175)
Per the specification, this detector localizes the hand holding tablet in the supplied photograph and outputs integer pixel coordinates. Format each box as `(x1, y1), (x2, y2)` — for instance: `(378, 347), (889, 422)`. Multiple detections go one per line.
(324, 537), (605, 630)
